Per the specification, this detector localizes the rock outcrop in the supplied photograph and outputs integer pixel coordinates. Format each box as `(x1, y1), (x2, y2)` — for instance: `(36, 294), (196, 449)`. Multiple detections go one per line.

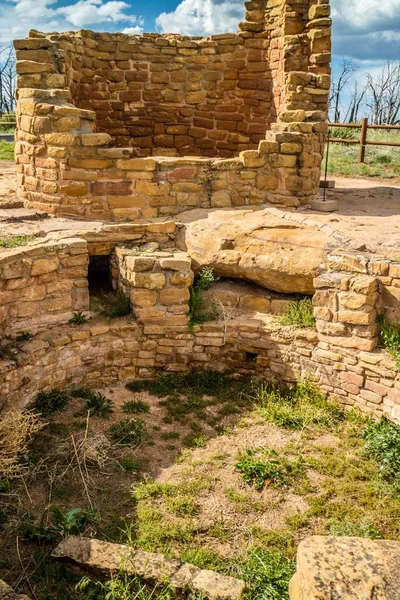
(290, 536), (400, 600)
(178, 208), (330, 294)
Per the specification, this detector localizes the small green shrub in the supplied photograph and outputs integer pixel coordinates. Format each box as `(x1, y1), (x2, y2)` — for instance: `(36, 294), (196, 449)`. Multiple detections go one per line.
(20, 507), (97, 542)
(183, 433), (206, 448)
(364, 418), (400, 480)
(189, 267), (219, 330)
(241, 548), (296, 600)
(34, 388), (70, 418)
(281, 297), (316, 328)
(123, 399), (150, 414)
(111, 418), (146, 446)
(328, 126), (357, 140)
(69, 311), (88, 325)
(236, 448), (305, 490)
(71, 389), (114, 417)
(374, 154), (392, 164)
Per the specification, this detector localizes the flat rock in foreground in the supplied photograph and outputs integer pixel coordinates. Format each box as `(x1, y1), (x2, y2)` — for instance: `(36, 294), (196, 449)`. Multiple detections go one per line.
(53, 536), (245, 600)
(290, 536), (400, 599)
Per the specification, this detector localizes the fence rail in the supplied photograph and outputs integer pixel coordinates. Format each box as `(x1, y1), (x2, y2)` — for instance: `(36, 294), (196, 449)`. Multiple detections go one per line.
(329, 119), (400, 162)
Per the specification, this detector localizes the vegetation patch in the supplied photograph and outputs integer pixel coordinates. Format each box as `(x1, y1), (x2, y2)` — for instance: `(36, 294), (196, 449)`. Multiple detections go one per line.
(364, 418), (400, 480)
(379, 315), (400, 368)
(69, 311), (88, 325)
(280, 297), (316, 328)
(0, 140), (15, 161)
(189, 267), (219, 330)
(236, 449), (305, 490)
(33, 388), (70, 418)
(111, 418), (147, 446)
(0, 410), (43, 481)
(0, 235), (34, 248)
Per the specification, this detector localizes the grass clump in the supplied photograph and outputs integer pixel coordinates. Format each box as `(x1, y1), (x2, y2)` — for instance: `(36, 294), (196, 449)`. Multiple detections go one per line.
(20, 507), (98, 542)
(364, 418), (400, 480)
(236, 448), (305, 490)
(102, 290), (131, 319)
(111, 418), (146, 446)
(242, 549), (296, 600)
(280, 297), (316, 328)
(379, 316), (400, 368)
(0, 235), (33, 248)
(328, 518), (381, 539)
(69, 311), (88, 325)
(254, 380), (344, 430)
(77, 571), (174, 600)
(189, 267), (219, 330)
(0, 411), (43, 481)
(72, 389), (114, 418)
(123, 399), (150, 414)
(33, 388), (70, 418)
(165, 495), (201, 517)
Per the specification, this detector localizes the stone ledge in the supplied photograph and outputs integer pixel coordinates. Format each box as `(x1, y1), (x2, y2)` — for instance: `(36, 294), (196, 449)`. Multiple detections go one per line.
(53, 536), (245, 600)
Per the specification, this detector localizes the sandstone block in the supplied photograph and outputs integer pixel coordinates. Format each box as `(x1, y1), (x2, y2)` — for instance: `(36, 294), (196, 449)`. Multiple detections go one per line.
(131, 289), (157, 307)
(159, 288), (190, 305)
(81, 133), (112, 146)
(31, 256), (59, 276)
(132, 273), (166, 290)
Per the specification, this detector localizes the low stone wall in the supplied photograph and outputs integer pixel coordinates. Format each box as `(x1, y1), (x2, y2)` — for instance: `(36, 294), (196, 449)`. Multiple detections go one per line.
(0, 238), (89, 336)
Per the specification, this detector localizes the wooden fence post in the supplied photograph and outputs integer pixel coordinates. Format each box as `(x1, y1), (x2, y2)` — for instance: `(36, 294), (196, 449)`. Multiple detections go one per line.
(359, 117), (368, 163)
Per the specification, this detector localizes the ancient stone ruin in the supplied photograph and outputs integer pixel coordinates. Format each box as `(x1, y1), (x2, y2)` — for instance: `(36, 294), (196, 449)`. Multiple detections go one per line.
(14, 0), (330, 218)
(2, 0), (400, 598)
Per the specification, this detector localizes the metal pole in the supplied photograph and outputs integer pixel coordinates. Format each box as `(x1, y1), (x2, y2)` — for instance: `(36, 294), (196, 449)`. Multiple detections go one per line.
(323, 130), (330, 202)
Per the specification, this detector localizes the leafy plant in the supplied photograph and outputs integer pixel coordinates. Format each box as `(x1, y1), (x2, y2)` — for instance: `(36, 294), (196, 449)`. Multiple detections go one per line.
(189, 267), (219, 330)
(71, 388), (114, 417)
(364, 418), (400, 480)
(69, 311), (88, 325)
(280, 297), (316, 328)
(77, 572), (174, 600)
(241, 549), (296, 600)
(123, 400), (150, 414)
(33, 388), (70, 418)
(236, 448), (305, 490)
(111, 419), (147, 446)
(20, 507), (97, 542)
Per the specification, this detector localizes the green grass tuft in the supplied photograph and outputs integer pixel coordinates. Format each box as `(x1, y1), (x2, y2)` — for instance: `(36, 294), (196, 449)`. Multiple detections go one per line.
(189, 267), (219, 330)
(280, 297), (316, 328)
(33, 388), (70, 418)
(242, 548), (296, 600)
(364, 418), (400, 480)
(123, 399), (150, 414)
(0, 235), (33, 248)
(69, 311), (88, 325)
(111, 418), (146, 446)
(0, 141), (14, 161)
(236, 448), (305, 490)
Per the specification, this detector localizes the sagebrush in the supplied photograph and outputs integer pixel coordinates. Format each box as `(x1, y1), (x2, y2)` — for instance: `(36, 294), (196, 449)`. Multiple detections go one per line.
(0, 411), (43, 480)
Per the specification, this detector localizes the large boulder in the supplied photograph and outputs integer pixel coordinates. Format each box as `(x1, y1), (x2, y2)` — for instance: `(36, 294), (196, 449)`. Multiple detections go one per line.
(177, 208), (330, 294)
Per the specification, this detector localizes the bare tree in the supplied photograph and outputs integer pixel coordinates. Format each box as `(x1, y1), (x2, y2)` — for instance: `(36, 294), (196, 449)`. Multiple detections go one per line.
(346, 80), (367, 123)
(366, 61), (400, 125)
(0, 44), (16, 115)
(329, 58), (359, 122)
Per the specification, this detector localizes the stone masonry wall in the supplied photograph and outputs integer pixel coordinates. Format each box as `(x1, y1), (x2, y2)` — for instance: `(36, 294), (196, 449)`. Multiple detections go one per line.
(0, 238), (89, 337)
(14, 0), (331, 216)
(2, 246), (400, 424)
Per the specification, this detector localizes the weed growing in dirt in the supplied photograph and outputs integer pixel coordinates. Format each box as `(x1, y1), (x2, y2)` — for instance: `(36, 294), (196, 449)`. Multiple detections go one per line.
(242, 549), (296, 600)
(123, 399), (150, 414)
(328, 518), (381, 539)
(111, 419), (146, 446)
(102, 290), (131, 319)
(280, 297), (316, 328)
(364, 418), (400, 480)
(189, 267), (219, 330)
(254, 380), (344, 430)
(20, 507), (97, 542)
(236, 448), (305, 490)
(33, 388), (70, 418)
(165, 495), (201, 517)
(69, 311), (88, 325)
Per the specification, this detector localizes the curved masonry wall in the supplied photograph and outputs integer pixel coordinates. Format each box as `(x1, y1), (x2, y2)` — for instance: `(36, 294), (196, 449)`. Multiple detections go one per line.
(1, 242), (400, 424)
(13, 0), (331, 218)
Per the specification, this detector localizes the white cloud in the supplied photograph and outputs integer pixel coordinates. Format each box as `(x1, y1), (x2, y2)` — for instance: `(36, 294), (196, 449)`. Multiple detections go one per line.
(0, 0), (143, 43)
(156, 0), (244, 36)
(122, 24), (144, 35)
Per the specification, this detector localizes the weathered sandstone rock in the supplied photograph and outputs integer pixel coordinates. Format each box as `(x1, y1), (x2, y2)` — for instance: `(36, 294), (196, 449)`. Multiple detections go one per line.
(178, 208), (330, 294)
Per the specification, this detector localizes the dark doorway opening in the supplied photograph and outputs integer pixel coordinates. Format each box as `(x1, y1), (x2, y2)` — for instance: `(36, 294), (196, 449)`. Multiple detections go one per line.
(88, 255), (112, 293)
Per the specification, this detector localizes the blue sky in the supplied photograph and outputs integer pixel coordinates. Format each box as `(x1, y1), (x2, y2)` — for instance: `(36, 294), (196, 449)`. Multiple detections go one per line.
(0, 0), (399, 82)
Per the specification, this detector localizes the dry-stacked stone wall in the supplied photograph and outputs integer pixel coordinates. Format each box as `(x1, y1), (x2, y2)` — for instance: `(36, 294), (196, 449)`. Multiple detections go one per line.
(13, 0), (331, 218)
(1, 240), (400, 425)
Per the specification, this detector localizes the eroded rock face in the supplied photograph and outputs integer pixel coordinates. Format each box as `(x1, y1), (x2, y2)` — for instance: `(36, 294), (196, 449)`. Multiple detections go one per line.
(290, 536), (400, 600)
(177, 208), (330, 294)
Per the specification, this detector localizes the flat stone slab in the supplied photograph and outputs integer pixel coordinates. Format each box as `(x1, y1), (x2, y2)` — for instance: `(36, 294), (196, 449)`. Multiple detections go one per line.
(289, 536), (400, 600)
(0, 579), (30, 600)
(310, 198), (338, 212)
(53, 536), (245, 600)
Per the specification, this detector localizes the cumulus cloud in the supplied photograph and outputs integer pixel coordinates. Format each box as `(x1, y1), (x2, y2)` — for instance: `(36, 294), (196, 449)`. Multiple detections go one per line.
(331, 0), (400, 60)
(156, 0), (244, 36)
(0, 0), (143, 42)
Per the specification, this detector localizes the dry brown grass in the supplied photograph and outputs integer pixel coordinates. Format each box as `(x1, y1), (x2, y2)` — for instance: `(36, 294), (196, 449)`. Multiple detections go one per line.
(0, 411), (43, 480)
